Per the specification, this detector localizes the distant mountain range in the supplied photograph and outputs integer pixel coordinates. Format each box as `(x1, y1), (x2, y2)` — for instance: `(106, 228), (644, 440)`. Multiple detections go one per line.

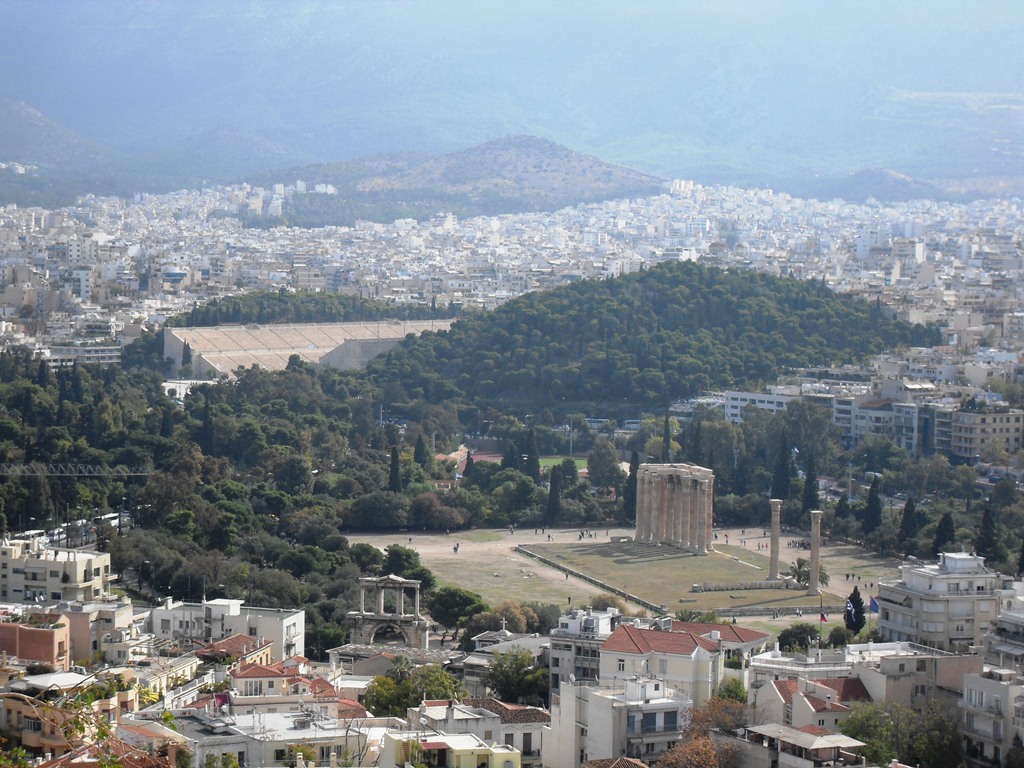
(0, 95), (1019, 213)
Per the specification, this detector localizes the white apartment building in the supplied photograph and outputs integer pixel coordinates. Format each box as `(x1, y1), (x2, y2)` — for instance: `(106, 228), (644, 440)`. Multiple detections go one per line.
(546, 677), (688, 768)
(961, 668), (1023, 768)
(147, 597), (304, 662)
(878, 552), (1012, 652)
(549, 606), (627, 689)
(0, 536), (112, 603)
(599, 624), (722, 706)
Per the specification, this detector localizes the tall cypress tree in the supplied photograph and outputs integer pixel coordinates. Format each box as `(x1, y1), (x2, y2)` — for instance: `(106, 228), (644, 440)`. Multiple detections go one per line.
(661, 415), (672, 463)
(463, 452), (474, 478)
(976, 504), (998, 559)
(686, 419), (703, 465)
(501, 441), (520, 471)
(861, 476), (883, 534)
(546, 465), (563, 524)
(845, 585), (866, 634)
(1017, 537), (1024, 577)
(524, 428), (541, 482)
(413, 433), (431, 469)
(932, 511), (956, 556)
(897, 497), (919, 549)
(388, 446), (402, 492)
(771, 439), (791, 500)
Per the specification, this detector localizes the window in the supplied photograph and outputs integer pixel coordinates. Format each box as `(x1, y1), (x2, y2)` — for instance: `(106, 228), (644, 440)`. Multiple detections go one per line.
(617, 658), (625, 672)
(917, 660), (927, 671)
(275, 750), (287, 762)
(505, 734), (514, 747)
(552, 658), (559, 667)
(658, 659), (668, 674)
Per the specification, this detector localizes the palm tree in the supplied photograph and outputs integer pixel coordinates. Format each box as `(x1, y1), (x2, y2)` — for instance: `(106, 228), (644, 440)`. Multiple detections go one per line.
(788, 557), (829, 587)
(386, 653), (414, 684)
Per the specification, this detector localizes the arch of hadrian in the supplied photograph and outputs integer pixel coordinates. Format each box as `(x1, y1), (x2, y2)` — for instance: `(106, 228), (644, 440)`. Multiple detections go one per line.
(634, 463), (714, 553)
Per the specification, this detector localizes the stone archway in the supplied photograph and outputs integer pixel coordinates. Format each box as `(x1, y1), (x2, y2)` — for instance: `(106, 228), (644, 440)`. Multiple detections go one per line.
(346, 574), (429, 649)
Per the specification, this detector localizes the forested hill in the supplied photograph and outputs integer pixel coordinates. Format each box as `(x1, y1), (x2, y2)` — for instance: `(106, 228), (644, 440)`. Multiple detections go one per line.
(366, 262), (939, 412)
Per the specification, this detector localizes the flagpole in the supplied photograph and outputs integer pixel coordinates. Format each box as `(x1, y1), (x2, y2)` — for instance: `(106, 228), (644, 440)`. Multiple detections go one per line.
(818, 593), (823, 660)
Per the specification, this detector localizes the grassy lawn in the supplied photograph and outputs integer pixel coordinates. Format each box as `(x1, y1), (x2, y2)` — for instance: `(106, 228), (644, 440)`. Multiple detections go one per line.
(346, 527), (900, 641)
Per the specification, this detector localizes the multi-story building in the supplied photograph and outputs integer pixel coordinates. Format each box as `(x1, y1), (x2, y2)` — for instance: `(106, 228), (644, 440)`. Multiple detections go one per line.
(147, 598), (304, 662)
(380, 730), (521, 768)
(599, 624), (722, 705)
(549, 606), (627, 689)
(409, 698), (549, 768)
(2, 670), (138, 757)
(877, 552), (1012, 652)
(0, 613), (71, 671)
(546, 676), (688, 768)
(961, 668), (1023, 768)
(0, 537), (112, 603)
(752, 677), (872, 731)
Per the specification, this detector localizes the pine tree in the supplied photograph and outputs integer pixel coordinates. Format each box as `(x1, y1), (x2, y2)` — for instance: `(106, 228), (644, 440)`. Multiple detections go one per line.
(932, 511), (956, 557)
(623, 450), (640, 523)
(861, 476), (883, 534)
(897, 497), (919, 549)
(546, 465), (563, 524)
(771, 438), (791, 500)
(845, 585), (866, 634)
(388, 446), (402, 492)
(801, 454), (819, 514)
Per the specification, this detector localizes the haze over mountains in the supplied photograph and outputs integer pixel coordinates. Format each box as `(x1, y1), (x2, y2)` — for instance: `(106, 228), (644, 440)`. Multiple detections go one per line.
(1, 1), (1023, 205)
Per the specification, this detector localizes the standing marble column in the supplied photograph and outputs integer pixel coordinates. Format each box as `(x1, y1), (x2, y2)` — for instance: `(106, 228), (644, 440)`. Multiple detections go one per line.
(807, 510), (823, 596)
(769, 498), (782, 579)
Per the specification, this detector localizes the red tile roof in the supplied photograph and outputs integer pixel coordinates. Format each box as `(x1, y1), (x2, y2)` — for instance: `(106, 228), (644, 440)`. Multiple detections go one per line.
(231, 662), (283, 679)
(669, 620), (771, 645)
(602, 624), (718, 655)
(464, 697), (551, 724)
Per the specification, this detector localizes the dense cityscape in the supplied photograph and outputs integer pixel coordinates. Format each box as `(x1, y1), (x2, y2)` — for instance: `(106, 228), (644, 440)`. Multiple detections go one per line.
(0, 171), (1020, 768)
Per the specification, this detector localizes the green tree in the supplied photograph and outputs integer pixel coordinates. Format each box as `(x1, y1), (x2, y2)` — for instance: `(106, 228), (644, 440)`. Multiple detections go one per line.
(777, 622), (819, 652)
(427, 586), (487, 640)
(845, 585), (866, 634)
(587, 437), (624, 490)
(661, 414), (672, 463)
(787, 557), (828, 588)
(897, 497), (919, 549)
(501, 441), (520, 471)
(388, 446), (402, 493)
(976, 504), (998, 560)
(861, 475), (883, 534)
(717, 678), (747, 703)
(771, 438), (791, 500)
(545, 465), (563, 524)
(486, 648), (548, 704)
(413, 433), (432, 470)
(932, 511), (956, 556)
(523, 428), (541, 483)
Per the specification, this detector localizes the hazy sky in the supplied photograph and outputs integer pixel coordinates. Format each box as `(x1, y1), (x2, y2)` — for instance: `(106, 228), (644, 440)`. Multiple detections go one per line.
(2, 0), (1023, 181)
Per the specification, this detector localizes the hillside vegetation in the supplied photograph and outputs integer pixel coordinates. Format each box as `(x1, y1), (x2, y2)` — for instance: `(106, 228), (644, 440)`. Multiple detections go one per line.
(366, 261), (939, 413)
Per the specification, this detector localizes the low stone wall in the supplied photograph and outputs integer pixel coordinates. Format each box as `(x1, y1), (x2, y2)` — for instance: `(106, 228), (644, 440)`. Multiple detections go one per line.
(692, 580), (790, 592)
